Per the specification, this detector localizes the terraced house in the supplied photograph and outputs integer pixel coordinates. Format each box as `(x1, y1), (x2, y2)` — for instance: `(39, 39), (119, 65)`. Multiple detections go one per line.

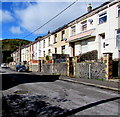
(67, 0), (120, 59)
(11, 0), (120, 65)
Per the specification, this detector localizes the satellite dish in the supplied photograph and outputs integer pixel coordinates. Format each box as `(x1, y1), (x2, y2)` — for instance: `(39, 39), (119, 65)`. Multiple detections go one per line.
(88, 19), (93, 23)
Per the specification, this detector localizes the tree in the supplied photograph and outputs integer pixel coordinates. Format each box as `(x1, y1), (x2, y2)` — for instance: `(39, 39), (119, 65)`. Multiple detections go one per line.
(46, 55), (50, 61)
(6, 57), (13, 63)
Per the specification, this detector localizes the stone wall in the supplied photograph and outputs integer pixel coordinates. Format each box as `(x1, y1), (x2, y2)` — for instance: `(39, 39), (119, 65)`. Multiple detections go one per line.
(8, 63), (39, 72)
(118, 60), (120, 78)
(75, 62), (106, 79)
(32, 65), (39, 72)
(53, 63), (67, 75)
(9, 64), (16, 71)
(41, 63), (53, 74)
(41, 63), (67, 76)
(75, 62), (89, 79)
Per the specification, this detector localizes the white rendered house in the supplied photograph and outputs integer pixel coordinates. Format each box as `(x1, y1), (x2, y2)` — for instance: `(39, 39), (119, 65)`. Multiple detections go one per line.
(66, 0), (120, 59)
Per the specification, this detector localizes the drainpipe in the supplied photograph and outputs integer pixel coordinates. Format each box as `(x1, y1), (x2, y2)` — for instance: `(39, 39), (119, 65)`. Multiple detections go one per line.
(88, 64), (92, 79)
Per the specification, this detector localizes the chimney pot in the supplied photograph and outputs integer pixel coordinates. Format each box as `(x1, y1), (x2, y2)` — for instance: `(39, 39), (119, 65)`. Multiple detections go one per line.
(88, 3), (92, 12)
(48, 30), (50, 34)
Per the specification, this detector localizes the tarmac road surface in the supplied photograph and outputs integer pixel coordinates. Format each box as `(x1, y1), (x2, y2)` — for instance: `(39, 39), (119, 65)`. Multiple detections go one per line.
(1, 68), (120, 116)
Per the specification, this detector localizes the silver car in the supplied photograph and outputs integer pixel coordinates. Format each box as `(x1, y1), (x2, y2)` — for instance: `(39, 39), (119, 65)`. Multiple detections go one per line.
(1, 63), (8, 68)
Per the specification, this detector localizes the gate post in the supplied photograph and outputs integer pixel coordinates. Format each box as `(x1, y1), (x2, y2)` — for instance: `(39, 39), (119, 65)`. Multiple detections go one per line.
(103, 53), (113, 80)
(66, 57), (70, 76)
(38, 60), (41, 72)
(73, 56), (77, 78)
(29, 60), (32, 71)
(67, 57), (77, 77)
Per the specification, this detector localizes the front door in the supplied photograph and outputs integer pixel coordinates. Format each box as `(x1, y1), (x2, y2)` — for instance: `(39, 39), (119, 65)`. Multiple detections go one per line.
(71, 43), (75, 57)
(113, 61), (118, 78)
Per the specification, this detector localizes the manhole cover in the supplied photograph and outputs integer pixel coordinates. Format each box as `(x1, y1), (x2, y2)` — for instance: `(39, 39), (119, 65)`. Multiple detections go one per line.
(14, 90), (28, 94)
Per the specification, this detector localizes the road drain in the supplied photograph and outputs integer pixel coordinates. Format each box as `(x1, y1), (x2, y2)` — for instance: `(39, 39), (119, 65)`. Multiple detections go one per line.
(14, 90), (28, 94)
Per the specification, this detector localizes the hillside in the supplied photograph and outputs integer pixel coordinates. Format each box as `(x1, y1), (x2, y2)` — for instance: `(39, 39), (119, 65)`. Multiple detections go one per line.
(1, 39), (31, 63)
(1, 39), (31, 52)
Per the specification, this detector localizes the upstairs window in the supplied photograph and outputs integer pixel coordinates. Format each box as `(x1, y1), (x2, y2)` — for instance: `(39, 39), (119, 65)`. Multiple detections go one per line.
(81, 21), (87, 31)
(48, 49), (51, 56)
(99, 12), (107, 24)
(103, 42), (106, 48)
(100, 33), (105, 39)
(71, 26), (76, 36)
(39, 50), (41, 57)
(61, 30), (66, 41)
(43, 51), (45, 57)
(61, 45), (65, 54)
(48, 37), (50, 46)
(43, 40), (45, 48)
(54, 34), (57, 43)
(118, 5), (120, 17)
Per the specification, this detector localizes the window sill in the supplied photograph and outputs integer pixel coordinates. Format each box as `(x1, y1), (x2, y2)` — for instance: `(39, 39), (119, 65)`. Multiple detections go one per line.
(61, 39), (66, 41)
(98, 22), (107, 25)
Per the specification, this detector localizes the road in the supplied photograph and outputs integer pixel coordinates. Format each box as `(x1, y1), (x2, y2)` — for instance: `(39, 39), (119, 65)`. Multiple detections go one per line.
(1, 68), (120, 116)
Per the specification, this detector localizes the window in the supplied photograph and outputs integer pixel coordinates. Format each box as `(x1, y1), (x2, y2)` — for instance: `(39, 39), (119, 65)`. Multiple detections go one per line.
(81, 41), (88, 45)
(43, 51), (45, 57)
(81, 21), (87, 31)
(48, 49), (51, 56)
(39, 50), (41, 56)
(54, 34), (57, 43)
(99, 33), (106, 48)
(61, 45), (65, 54)
(61, 30), (65, 41)
(81, 41), (88, 53)
(100, 33), (105, 39)
(55, 48), (57, 54)
(99, 12), (107, 24)
(103, 42), (106, 48)
(118, 5), (120, 17)
(116, 29), (120, 47)
(48, 37), (50, 46)
(43, 40), (45, 48)
(71, 26), (76, 36)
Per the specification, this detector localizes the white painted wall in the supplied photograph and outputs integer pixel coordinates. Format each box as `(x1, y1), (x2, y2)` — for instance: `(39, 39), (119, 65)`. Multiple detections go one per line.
(68, 1), (120, 59)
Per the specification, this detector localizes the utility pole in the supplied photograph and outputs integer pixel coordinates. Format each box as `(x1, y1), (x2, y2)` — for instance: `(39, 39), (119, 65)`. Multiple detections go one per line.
(19, 42), (21, 64)
(0, 40), (2, 64)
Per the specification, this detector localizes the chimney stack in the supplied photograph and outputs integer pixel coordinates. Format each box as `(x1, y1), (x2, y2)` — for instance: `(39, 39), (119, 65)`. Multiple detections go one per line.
(88, 3), (92, 12)
(48, 30), (50, 34)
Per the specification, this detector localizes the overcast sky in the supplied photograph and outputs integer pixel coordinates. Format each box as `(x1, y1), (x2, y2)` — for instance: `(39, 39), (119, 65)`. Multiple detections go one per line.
(1, 0), (108, 41)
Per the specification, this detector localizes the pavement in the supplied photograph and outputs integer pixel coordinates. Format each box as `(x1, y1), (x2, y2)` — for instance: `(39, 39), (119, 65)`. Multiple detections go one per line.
(30, 71), (120, 92)
(59, 76), (120, 92)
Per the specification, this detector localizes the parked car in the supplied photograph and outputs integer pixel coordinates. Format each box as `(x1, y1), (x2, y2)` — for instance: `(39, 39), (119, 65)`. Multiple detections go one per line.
(16, 65), (26, 72)
(1, 63), (8, 68)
